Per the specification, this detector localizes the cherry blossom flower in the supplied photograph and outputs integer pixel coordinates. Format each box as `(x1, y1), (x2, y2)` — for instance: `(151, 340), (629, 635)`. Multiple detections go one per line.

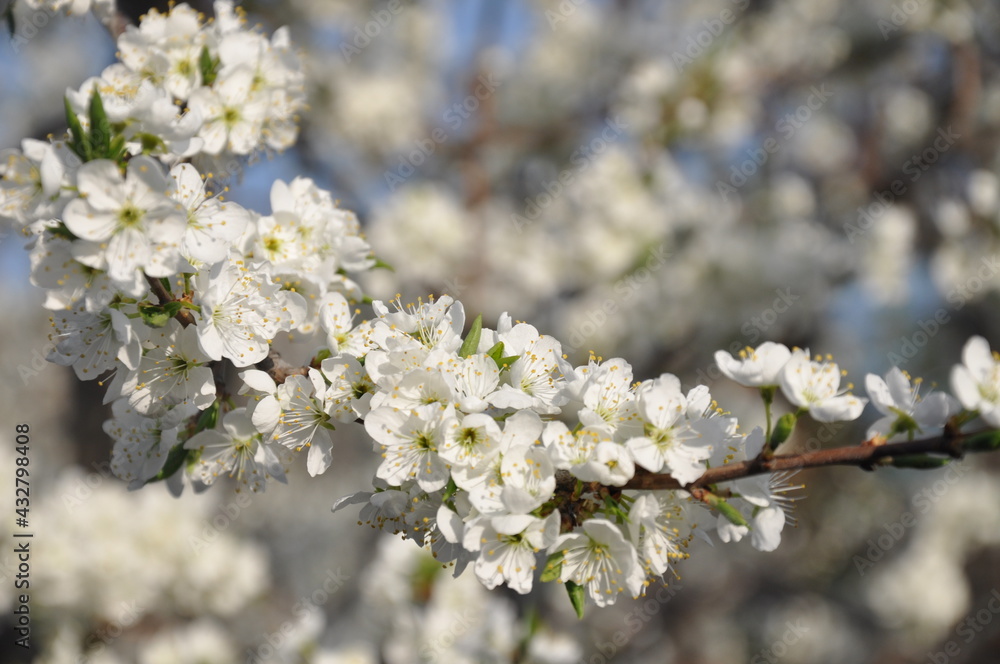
(779, 349), (867, 422)
(951, 335), (1000, 426)
(552, 519), (645, 607)
(865, 367), (957, 440)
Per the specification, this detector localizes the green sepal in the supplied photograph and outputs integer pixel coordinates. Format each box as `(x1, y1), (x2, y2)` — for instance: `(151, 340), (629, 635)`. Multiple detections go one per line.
(963, 430), (1000, 452)
(704, 492), (748, 527)
(136, 132), (166, 155)
(65, 96), (91, 161)
(371, 257), (394, 272)
(139, 301), (183, 327)
(540, 552), (563, 583)
(88, 84), (111, 156)
(768, 412), (797, 451)
(886, 407), (920, 439)
(312, 348), (333, 365)
(458, 314), (483, 358)
(566, 581), (586, 619)
(486, 341), (519, 370)
(50, 222), (77, 241)
(602, 495), (629, 522)
(889, 454), (951, 469)
(150, 443), (190, 483)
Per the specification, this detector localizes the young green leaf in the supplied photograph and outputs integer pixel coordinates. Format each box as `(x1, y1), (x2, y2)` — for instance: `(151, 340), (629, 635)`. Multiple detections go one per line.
(566, 581), (586, 619)
(88, 84), (111, 156)
(768, 412), (798, 451)
(458, 314), (483, 358)
(64, 96), (91, 161)
(889, 454), (952, 469)
(964, 430), (1000, 452)
(195, 400), (220, 433)
(199, 45), (220, 86)
(150, 443), (191, 483)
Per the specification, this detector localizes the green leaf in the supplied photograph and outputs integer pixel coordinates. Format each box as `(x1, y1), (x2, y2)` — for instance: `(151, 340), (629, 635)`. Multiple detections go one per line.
(768, 412), (798, 451)
(458, 314), (483, 358)
(195, 401), (220, 433)
(88, 84), (111, 157)
(150, 443), (190, 483)
(441, 478), (459, 503)
(964, 430), (1000, 452)
(109, 134), (128, 162)
(566, 581), (586, 619)
(540, 552), (563, 583)
(199, 45), (220, 86)
(889, 454), (951, 469)
(64, 96), (91, 161)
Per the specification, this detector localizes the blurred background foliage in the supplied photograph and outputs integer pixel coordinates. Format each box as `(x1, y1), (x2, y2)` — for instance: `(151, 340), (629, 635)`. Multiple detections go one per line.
(3, 0), (1000, 662)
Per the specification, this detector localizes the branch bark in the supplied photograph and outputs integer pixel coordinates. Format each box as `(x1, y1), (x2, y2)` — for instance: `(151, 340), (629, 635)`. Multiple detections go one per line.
(622, 428), (975, 491)
(145, 274), (197, 327)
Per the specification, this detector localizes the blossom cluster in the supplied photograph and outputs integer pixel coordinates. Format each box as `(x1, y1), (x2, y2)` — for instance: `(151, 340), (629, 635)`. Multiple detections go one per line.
(0, 4), (373, 490)
(5, 0), (1000, 615)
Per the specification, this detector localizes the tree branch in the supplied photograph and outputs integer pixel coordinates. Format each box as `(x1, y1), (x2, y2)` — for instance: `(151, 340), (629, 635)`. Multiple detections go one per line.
(622, 427), (979, 492)
(145, 274), (196, 327)
(255, 349), (309, 385)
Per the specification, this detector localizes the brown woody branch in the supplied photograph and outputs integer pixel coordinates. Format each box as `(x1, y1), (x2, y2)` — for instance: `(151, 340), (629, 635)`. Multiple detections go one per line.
(145, 275), (197, 327)
(622, 428), (974, 492)
(255, 349), (309, 385)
